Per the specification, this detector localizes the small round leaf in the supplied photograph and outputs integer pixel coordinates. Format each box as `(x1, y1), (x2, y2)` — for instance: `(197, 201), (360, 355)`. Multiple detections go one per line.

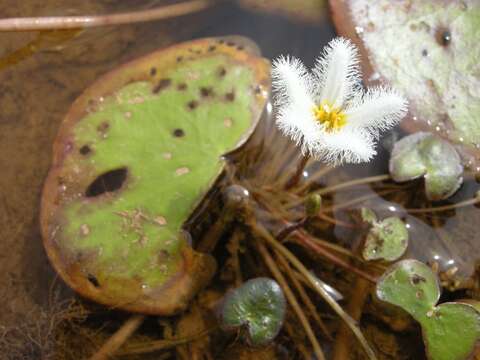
(222, 278), (286, 346)
(363, 217), (408, 262)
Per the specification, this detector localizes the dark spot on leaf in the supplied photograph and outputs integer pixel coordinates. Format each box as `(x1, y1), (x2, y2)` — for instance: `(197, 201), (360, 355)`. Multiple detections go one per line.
(97, 121), (110, 133)
(187, 100), (199, 110)
(436, 28), (452, 47)
(411, 274), (426, 285)
(152, 78), (171, 94)
(177, 83), (187, 91)
(218, 39), (225, 44)
(79, 145), (92, 156)
(237, 45), (244, 51)
(422, 49), (428, 57)
(87, 274), (100, 288)
(225, 91), (235, 102)
(208, 45), (216, 52)
(150, 67), (157, 76)
(176, 56), (183, 63)
(254, 85), (262, 94)
(218, 66), (227, 77)
(226, 41), (235, 47)
(85, 168), (128, 197)
(200, 87), (214, 98)
(173, 128), (185, 137)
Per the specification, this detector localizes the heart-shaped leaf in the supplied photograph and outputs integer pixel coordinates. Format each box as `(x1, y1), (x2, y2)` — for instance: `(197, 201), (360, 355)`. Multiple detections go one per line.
(41, 37), (270, 314)
(330, 0), (480, 169)
(362, 211), (408, 262)
(422, 303), (480, 360)
(376, 260), (440, 319)
(377, 260), (480, 360)
(221, 278), (286, 346)
(389, 132), (463, 200)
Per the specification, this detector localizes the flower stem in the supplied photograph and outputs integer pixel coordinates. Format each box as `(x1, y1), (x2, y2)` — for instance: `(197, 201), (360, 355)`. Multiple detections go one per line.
(0, 0), (215, 31)
(285, 154), (311, 190)
(252, 222), (377, 360)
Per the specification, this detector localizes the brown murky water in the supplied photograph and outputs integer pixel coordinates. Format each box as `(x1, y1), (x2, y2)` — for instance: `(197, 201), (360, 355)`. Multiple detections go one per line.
(1, 1), (479, 359)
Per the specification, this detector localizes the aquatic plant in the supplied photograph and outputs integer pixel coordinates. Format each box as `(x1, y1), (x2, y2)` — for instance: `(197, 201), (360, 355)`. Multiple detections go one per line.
(389, 132), (463, 200)
(271, 37), (407, 165)
(377, 260), (480, 360)
(330, 0), (480, 170)
(221, 277), (286, 346)
(41, 37), (270, 314)
(360, 208), (408, 262)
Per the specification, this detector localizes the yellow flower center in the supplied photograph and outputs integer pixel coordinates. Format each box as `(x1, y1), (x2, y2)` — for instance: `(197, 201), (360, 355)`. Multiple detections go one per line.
(313, 101), (347, 133)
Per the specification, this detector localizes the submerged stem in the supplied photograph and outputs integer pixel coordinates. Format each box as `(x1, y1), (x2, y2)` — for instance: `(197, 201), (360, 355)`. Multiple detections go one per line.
(288, 174), (391, 209)
(89, 315), (145, 360)
(0, 0), (215, 31)
(252, 223), (377, 360)
(285, 154), (311, 190)
(406, 195), (480, 213)
(257, 240), (326, 360)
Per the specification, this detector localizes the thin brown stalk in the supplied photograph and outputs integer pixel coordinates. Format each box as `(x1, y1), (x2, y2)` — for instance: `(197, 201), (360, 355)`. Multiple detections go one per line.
(284, 321), (312, 360)
(321, 189), (398, 213)
(318, 213), (356, 229)
(0, 0), (215, 31)
(288, 174), (391, 209)
(89, 315), (145, 360)
(295, 165), (335, 194)
(275, 250), (332, 339)
(285, 154), (311, 190)
(118, 328), (213, 355)
(332, 277), (371, 360)
(406, 195), (480, 214)
(256, 240), (326, 360)
(252, 222), (377, 360)
(294, 229), (377, 283)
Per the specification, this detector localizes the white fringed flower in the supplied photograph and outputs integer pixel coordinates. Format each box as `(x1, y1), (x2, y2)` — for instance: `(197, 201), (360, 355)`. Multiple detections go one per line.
(272, 37), (408, 165)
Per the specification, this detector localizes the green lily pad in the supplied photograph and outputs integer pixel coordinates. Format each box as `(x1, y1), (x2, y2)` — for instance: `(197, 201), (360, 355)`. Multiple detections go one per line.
(389, 132), (463, 200)
(361, 209), (408, 262)
(330, 0), (480, 170)
(377, 260), (480, 360)
(41, 37), (270, 314)
(221, 278), (286, 346)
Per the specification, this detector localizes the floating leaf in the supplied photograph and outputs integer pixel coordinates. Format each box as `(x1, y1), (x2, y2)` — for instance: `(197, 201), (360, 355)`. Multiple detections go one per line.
(389, 132), (463, 200)
(377, 260), (441, 319)
(360, 207), (377, 225)
(41, 37), (270, 314)
(362, 210), (408, 262)
(377, 260), (480, 360)
(221, 278), (286, 346)
(331, 0), (480, 170)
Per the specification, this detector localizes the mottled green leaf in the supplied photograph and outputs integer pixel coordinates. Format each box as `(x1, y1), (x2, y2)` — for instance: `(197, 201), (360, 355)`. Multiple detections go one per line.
(222, 278), (286, 346)
(390, 132), (463, 200)
(377, 260), (480, 360)
(41, 37), (270, 314)
(363, 215), (408, 262)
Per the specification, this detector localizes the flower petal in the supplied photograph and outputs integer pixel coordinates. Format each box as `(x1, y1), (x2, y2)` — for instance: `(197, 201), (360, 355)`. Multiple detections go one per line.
(276, 101), (320, 155)
(310, 127), (376, 165)
(272, 55), (313, 107)
(313, 37), (361, 108)
(272, 56), (318, 154)
(345, 86), (408, 136)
